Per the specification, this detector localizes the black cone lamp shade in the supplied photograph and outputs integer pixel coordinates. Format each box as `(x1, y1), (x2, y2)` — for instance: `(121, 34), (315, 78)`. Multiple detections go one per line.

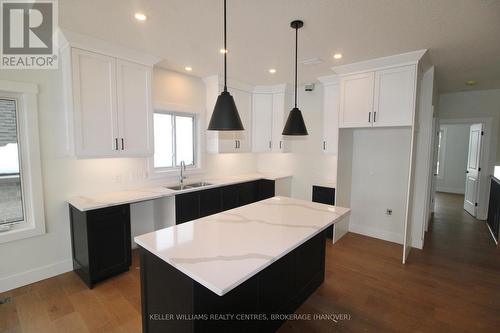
(208, 0), (244, 131)
(282, 20), (308, 136)
(282, 107), (308, 135)
(208, 90), (244, 130)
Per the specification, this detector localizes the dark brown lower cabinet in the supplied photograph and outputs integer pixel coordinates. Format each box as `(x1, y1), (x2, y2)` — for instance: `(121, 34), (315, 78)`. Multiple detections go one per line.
(176, 180), (275, 224)
(69, 204), (131, 288)
(312, 185), (336, 239)
(139, 230), (326, 333)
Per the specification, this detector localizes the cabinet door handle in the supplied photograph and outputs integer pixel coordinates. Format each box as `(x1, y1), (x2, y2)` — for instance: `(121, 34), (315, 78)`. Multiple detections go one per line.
(237, 140), (240, 149)
(115, 138), (119, 151)
(279, 141), (282, 149)
(368, 112), (372, 123)
(374, 112), (377, 122)
(235, 140), (238, 149)
(323, 141), (326, 150)
(121, 138), (124, 150)
(269, 141), (272, 149)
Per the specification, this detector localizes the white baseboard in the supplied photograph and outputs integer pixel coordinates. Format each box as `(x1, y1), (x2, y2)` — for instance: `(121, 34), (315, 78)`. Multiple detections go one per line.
(0, 259), (73, 293)
(436, 187), (465, 194)
(348, 223), (403, 245)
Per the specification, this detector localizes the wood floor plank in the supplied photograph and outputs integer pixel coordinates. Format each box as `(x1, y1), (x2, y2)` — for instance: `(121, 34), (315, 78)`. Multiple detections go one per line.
(1, 193), (499, 333)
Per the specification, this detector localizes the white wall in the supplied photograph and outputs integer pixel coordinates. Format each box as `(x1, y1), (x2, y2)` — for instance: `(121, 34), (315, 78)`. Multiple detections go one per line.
(0, 67), (257, 292)
(436, 124), (469, 194)
(409, 66), (435, 249)
(439, 89), (500, 165)
(438, 88), (500, 220)
(347, 128), (412, 244)
(257, 85), (337, 200)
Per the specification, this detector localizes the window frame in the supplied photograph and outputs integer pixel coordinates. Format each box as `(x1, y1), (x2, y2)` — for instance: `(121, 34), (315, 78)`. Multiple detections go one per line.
(435, 127), (447, 180)
(0, 80), (45, 244)
(149, 104), (203, 179)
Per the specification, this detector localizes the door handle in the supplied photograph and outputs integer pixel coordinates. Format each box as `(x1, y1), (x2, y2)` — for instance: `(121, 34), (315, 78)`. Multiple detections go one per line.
(115, 138), (119, 151)
(121, 138), (124, 150)
(466, 170), (469, 174)
(368, 112), (372, 123)
(374, 112), (377, 122)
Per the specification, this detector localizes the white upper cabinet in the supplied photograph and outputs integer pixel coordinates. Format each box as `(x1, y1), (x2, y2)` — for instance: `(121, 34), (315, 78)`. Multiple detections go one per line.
(116, 59), (153, 156)
(72, 49), (119, 157)
(61, 31), (158, 158)
(373, 65), (416, 127)
(251, 85), (290, 153)
(338, 64), (416, 128)
(322, 82), (340, 154)
(232, 88), (252, 153)
(204, 75), (252, 153)
(339, 72), (374, 128)
(252, 93), (273, 152)
(271, 92), (290, 153)
(68, 46), (155, 158)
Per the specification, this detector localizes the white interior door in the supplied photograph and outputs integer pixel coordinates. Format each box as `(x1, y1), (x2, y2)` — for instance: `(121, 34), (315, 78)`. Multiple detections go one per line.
(464, 123), (483, 216)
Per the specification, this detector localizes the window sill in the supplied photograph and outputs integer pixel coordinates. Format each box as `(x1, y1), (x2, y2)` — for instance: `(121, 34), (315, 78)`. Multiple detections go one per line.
(0, 222), (46, 244)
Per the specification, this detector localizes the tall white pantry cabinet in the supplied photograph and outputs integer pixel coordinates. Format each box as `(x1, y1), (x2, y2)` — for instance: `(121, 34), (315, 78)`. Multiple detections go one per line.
(60, 30), (158, 158)
(319, 50), (433, 263)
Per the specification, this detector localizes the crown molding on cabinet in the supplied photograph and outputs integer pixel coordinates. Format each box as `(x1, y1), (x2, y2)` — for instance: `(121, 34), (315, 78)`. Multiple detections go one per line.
(253, 84), (288, 94)
(203, 74), (255, 93)
(317, 75), (340, 86)
(331, 49), (427, 76)
(58, 29), (160, 66)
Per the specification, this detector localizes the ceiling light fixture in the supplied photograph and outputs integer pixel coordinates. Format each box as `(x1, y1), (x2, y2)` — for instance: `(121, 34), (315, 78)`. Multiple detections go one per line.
(333, 53), (343, 60)
(185, 66), (193, 72)
(269, 68), (276, 74)
(207, 0), (244, 131)
(282, 20), (308, 136)
(134, 13), (147, 21)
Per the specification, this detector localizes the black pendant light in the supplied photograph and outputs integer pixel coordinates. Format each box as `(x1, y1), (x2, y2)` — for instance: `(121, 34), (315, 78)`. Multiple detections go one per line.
(282, 20), (308, 136)
(207, 0), (244, 131)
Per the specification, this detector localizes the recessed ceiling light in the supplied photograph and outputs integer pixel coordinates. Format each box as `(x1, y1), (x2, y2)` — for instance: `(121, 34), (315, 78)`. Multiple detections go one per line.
(333, 53), (343, 60)
(269, 68), (276, 74)
(134, 13), (147, 21)
(220, 48), (228, 54)
(184, 66), (193, 72)
(466, 80), (477, 86)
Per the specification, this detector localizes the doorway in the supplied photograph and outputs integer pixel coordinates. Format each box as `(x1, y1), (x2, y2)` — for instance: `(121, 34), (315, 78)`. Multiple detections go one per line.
(433, 118), (492, 220)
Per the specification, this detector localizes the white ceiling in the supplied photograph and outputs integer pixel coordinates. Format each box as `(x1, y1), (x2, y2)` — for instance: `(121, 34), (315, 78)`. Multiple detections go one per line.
(59, 0), (500, 93)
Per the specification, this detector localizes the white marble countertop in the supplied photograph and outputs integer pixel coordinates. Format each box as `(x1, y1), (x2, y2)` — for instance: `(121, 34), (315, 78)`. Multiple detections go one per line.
(134, 196), (350, 296)
(67, 173), (292, 211)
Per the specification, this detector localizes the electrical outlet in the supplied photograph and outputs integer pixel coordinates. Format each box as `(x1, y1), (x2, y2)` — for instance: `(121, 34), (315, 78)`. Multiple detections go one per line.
(386, 209), (393, 215)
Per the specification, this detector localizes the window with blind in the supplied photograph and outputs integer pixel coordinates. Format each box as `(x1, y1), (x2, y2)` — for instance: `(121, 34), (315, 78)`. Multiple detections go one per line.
(0, 98), (24, 225)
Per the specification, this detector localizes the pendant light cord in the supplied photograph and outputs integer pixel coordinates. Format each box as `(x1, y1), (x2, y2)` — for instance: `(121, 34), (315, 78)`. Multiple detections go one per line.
(223, 0), (227, 92)
(294, 25), (298, 108)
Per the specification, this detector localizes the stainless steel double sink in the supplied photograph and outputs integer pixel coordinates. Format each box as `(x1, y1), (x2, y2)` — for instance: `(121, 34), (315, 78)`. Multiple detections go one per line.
(166, 181), (213, 191)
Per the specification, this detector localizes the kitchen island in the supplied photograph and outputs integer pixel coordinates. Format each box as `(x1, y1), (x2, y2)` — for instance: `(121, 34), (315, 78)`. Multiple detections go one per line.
(135, 196), (350, 333)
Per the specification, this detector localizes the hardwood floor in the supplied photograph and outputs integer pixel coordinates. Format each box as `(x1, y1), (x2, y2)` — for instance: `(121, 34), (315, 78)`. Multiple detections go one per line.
(1, 192), (499, 332)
